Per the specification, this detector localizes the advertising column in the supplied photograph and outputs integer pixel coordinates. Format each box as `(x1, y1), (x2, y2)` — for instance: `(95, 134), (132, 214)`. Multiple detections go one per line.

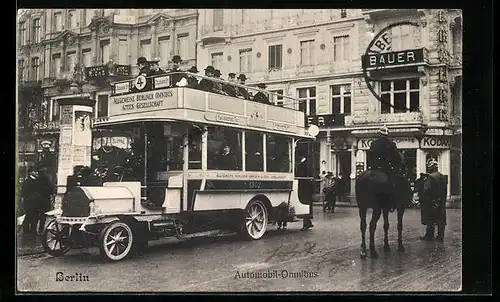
(54, 98), (96, 212)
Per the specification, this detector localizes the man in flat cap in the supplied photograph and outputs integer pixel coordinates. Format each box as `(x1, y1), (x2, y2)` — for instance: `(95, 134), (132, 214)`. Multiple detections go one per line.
(235, 74), (250, 100)
(185, 66), (200, 89)
(148, 57), (166, 76)
(222, 73), (238, 97)
(252, 83), (270, 104)
(169, 55), (183, 87)
(199, 65), (216, 92)
(137, 56), (150, 76)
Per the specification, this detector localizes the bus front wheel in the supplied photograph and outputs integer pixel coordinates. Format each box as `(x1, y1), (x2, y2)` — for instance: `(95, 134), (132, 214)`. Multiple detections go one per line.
(242, 199), (268, 240)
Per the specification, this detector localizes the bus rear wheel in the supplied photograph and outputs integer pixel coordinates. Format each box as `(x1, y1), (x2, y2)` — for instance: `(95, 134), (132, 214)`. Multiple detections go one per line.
(242, 199), (268, 240)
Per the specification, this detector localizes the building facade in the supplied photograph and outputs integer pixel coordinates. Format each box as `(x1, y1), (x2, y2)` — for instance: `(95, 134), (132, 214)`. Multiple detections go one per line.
(17, 8), (199, 182)
(196, 9), (462, 199)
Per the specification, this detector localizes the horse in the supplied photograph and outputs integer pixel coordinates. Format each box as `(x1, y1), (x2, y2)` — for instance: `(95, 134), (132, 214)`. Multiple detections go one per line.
(355, 155), (413, 259)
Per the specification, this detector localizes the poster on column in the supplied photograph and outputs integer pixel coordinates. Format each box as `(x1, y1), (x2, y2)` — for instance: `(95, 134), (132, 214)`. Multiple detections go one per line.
(57, 143), (73, 185)
(60, 105), (73, 125)
(73, 110), (92, 146)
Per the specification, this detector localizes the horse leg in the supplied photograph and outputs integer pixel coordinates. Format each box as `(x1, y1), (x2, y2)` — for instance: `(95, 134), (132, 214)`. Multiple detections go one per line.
(397, 206), (405, 252)
(359, 206), (368, 259)
(383, 207), (390, 252)
(369, 207), (382, 258)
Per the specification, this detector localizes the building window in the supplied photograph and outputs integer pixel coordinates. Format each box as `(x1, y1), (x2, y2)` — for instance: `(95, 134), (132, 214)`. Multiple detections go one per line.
(18, 59), (25, 81)
(340, 9), (347, 18)
(267, 134), (291, 173)
(68, 10), (78, 29)
(391, 25), (413, 51)
(268, 44), (283, 70)
(32, 19), (41, 43)
(176, 33), (189, 58)
(207, 126), (242, 171)
(269, 89), (284, 107)
(52, 54), (61, 77)
(213, 9), (223, 31)
(66, 51), (77, 72)
(139, 39), (151, 61)
(53, 12), (63, 32)
(380, 79), (420, 114)
(211, 52), (223, 70)
(300, 40), (315, 66)
(118, 39), (128, 64)
(97, 94), (109, 118)
(331, 84), (351, 115)
(297, 87), (316, 116)
(158, 36), (170, 65)
(82, 48), (92, 67)
(239, 48), (252, 73)
(19, 22), (26, 46)
(333, 36), (350, 62)
(31, 57), (40, 82)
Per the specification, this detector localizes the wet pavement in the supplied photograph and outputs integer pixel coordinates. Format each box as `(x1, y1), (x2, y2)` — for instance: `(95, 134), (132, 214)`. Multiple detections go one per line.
(17, 207), (462, 292)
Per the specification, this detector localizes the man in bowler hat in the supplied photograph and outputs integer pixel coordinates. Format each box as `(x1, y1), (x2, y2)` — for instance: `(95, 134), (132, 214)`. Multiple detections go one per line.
(169, 55), (183, 87)
(235, 74), (250, 100)
(213, 69), (227, 95)
(148, 57), (166, 76)
(186, 66), (200, 89)
(222, 73), (238, 97)
(137, 56), (150, 76)
(199, 66), (216, 92)
(252, 83), (270, 104)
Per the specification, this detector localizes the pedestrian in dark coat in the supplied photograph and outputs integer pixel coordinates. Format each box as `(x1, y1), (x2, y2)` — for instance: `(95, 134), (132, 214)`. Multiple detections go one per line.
(235, 74), (251, 100)
(420, 159), (448, 241)
(252, 83), (270, 104)
(36, 167), (55, 234)
(199, 66), (216, 92)
(222, 73), (238, 97)
(21, 168), (41, 235)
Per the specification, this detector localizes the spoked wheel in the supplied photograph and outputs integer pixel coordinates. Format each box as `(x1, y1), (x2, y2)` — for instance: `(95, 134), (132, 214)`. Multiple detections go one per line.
(41, 219), (71, 257)
(243, 200), (268, 240)
(99, 221), (134, 261)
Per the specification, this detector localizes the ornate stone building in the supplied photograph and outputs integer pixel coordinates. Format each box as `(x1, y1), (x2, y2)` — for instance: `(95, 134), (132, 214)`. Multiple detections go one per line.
(196, 9), (462, 199)
(17, 8), (198, 181)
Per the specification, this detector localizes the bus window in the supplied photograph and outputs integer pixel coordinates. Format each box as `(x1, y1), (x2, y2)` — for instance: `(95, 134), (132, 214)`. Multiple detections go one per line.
(207, 126), (242, 171)
(245, 131), (263, 172)
(266, 135), (291, 172)
(188, 128), (202, 169)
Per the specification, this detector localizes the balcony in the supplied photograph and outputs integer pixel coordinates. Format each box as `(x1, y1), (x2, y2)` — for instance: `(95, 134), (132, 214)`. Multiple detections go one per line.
(361, 9), (422, 20)
(199, 25), (230, 45)
(85, 63), (132, 86)
(345, 111), (424, 127)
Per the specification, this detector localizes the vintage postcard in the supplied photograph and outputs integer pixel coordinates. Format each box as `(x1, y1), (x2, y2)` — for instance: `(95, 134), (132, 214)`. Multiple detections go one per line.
(16, 8), (462, 292)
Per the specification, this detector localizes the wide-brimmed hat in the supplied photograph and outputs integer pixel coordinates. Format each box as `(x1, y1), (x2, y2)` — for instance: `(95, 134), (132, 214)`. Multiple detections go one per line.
(257, 83), (267, 89)
(237, 74), (247, 81)
(378, 125), (389, 136)
(187, 66), (199, 73)
(172, 55), (182, 63)
(149, 57), (160, 63)
(204, 65), (215, 72)
(137, 57), (148, 65)
(228, 72), (236, 77)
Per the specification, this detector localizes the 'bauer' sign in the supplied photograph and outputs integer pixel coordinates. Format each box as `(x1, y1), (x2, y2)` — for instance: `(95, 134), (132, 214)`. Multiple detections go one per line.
(362, 48), (425, 69)
(109, 88), (177, 116)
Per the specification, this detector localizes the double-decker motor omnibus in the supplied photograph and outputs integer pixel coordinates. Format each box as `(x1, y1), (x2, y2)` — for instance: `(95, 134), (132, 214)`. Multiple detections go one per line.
(42, 70), (319, 261)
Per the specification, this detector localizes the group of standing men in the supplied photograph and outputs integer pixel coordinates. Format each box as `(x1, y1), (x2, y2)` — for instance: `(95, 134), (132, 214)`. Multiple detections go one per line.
(321, 172), (346, 213)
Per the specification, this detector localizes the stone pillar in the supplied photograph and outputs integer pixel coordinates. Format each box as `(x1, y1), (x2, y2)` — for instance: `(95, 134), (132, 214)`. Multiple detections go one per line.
(53, 97), (96, 212)
(92, 32), (99, 65)
(416, 148), (425, 175)
(151, 23), (158, 58)
(440, 149), (451, 197)
(349, 143), (357, 199)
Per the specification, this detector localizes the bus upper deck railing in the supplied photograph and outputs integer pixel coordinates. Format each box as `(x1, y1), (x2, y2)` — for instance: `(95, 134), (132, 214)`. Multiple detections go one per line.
(110, 72), (304, 110)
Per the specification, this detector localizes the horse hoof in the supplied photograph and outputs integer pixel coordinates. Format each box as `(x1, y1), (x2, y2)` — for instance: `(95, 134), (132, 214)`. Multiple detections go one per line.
(370, 250), (379, 259)
(384, 245), (391, 252)
(397, 245), (405, 252)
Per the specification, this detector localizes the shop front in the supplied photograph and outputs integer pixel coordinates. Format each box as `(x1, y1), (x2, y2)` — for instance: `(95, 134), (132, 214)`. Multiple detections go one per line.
(420, 135), (453, 197)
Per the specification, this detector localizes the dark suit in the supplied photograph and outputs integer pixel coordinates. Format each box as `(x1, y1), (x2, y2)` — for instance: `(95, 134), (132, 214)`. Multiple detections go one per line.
(222, 83), (237, 97)
(369, 136), (400, 175)
(217, 152), (239, 170)
(199, 78), (215, 92)
(252, 91), (269, 104)
(236, 87), (250, 100)
(169, 67), (183, 87)
(186, 76), (199, 89)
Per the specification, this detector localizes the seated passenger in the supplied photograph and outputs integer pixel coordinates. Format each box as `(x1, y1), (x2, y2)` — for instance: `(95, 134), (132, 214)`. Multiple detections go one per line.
(199, 66), (216, 92)
(252, 83), (270, 104)
(148, 57), (166, 76)
(137, 57), (150, 77)
(235, 74), (250, 100)
(222, 73), (238, 97)
(246, 150), (263, 171)
(185, 66), (200, 88)
(216, 144), (239, 170)
(169, 55), (184, 87)
(213, 69), (228, 95)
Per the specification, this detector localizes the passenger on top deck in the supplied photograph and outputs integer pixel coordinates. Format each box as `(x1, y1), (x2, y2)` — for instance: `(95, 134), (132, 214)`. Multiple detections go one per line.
(213, 69), (228, 95)
(199, 66), (216, 92)
(252, 83), (270, 104)
(235, 74), (251, 100)
(137, 57), (150, 77)
(185, 66), (200, 89)
(148, 57), (166, 76)
(169, 55), (183, 87)
(222, 73), (238, 97)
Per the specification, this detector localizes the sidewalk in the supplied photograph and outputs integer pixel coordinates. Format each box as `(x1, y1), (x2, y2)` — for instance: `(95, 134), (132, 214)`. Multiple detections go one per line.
(17, 232), (45, 256)
(312, 198), (462, 209)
